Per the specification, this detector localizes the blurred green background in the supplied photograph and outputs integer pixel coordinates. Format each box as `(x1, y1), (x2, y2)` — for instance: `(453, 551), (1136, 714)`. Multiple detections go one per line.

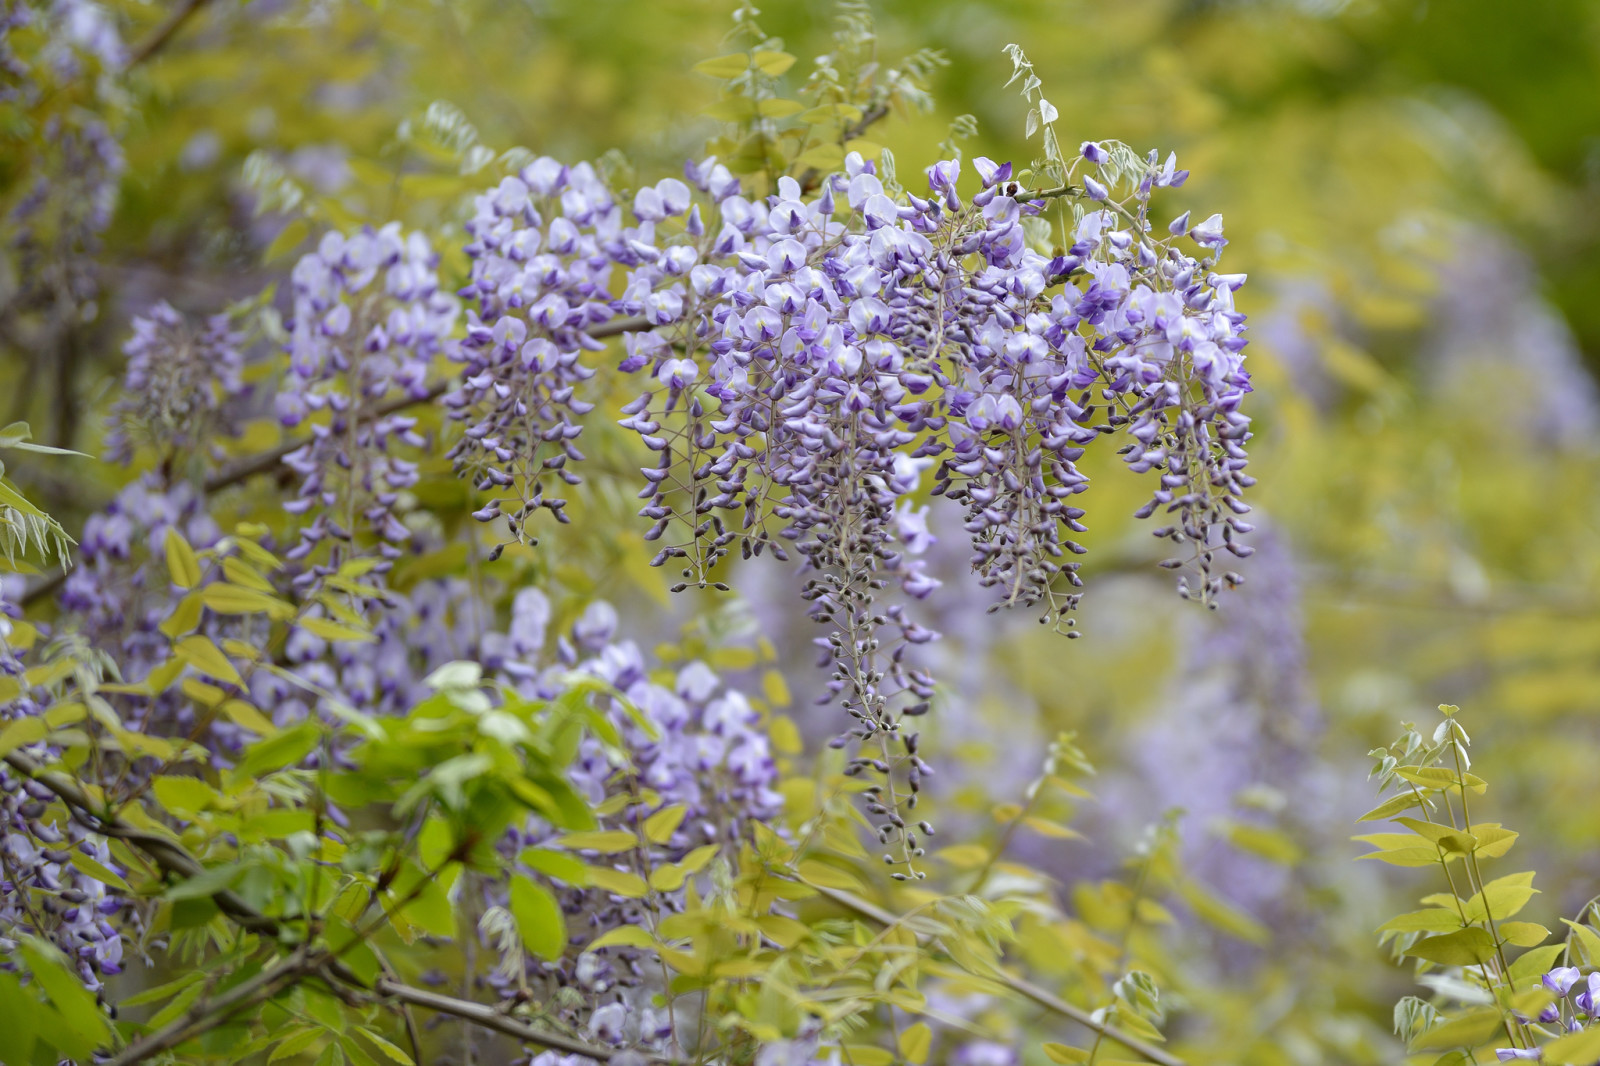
(10, 0), (1600, 1061)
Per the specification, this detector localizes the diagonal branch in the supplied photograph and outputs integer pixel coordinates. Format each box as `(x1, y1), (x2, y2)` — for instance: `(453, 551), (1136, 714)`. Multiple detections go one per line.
(1, 746), (677, 1064)
(801, 880), (1188, 1066)
(125, 0), (214, 68)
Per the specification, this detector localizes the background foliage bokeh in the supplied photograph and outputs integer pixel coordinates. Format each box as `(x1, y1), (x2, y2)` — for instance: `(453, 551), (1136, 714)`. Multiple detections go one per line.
(7, 0), (1600, 1063)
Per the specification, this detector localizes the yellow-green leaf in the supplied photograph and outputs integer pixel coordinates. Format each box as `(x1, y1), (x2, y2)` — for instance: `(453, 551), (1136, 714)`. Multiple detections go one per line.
(1499, 922), (1551, 947)
(587, 925), (655, 951)
(934, 844), (990, 869)
(201, 584), (294, 618)
(1464, 872), (1538, 923)
(1545, 1025), (1600, 1065)
(796, 860), (865, 891)
(508, 878), (567, 960)
(756, 98), (805, 119)
(176, 635), (242, 685)
(559, 830), (639, 854)
(898, 1022), (932, 1065)
(0, 716), (46, 757)
(1410, 1008), (1503, 1051)
(1042, 1045), (1090, 1065)
(220, 699), (278, 737)
(1562, 919), (1600, 967)
(751, 50), (796, 76)
(692, 54), (750, 78)
(1023, 816), (1082, 840)
(160, 593), (204, 639)
(1404, 927), (1498, 966)
(643, 804), (687, 844)
(301, 617), (377, 644)
(586, 867), (648, 898)
(164, 531), (201, 589)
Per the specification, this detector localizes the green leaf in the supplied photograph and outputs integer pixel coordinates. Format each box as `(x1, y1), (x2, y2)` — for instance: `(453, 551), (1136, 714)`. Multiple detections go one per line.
(220, 698), (278, 737)
(0, 716), (47, 757)
(756, 98), (805, 119)
(643, 804), (687, 844)
(1545, 1025), (1600, 1065)
(69, 851), (131, 892)
(1409, 1007), (1503, 1051)
(17, 938), (109, 1053)
(509, 878), (567, 960)
(151, 775), (219, 814)
(357, 1029), (414, 1066)
(750, 50), (796, 76)
(1464, 871), (1538, 923)
(1378, 909), (1462, 936)
(586, 866), (648, 898)
(1179, 881), (1269, 944)
(1499, 922), (1551, 947)
(1510, 944), (1567, 986)
(1042, 1046), (1090, 1065)
(301, 617), (377, 643)
(119, 969), (206, 1008)
(1562, 918), (1600, 967)
(1404, 927), (1498, 966)
(558, 830), (639, 853)
(898, 1022), (932, 1064)
(0, 973), (39, 1062)
(176, 634), (243, 685)
(1223, 822), (1302, 864)
(265, 218), (310, 262)
(165, 530), (202, 588)
(231, 722), (319, 782)
(1471, 824), (1519, 858)
(692, 53), (751, 78)
(165, 861), (245, 902)
(933, 844), (990, 869)
(587, 925), (656, 951)
(518, 847), (592, 886)
(201, 583), (295, 618)
(160, 592), (204, 638)
(270, 1028), (328, 1061)
(1359, 792), (1428, 821)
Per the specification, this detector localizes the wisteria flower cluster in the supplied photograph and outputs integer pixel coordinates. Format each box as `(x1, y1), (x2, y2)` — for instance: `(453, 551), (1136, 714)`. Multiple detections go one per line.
(105, 301), (248, 465)
(478, 597), (782, 1053)
(447, 143), (1250, 875)
(279, 224), (459, 563)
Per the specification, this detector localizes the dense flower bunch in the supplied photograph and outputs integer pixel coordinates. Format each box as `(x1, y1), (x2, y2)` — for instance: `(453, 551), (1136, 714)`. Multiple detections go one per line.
(105, 301), (248, 464)
(278, 224), (459, 564)
(477, 597), (782, 1055)
(448, 145), (1251, 875)
(449, 160), (614, 547)
(0, 588), (140, 996)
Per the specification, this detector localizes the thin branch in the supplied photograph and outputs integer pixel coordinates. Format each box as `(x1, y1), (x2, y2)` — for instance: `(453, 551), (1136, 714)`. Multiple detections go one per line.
(2, 746), (672, 1065)
(798, 103), (892, 193)
(104, 950), (309, 1066)
(366, 977), (687, 1065)
(802, 881), (1187, 1066)
(125, 0), (214, 68)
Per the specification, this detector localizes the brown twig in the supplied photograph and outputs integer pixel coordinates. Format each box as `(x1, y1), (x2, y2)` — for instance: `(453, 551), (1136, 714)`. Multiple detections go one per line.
(124, 0), (214, 68)
(797, 102), (891, 193)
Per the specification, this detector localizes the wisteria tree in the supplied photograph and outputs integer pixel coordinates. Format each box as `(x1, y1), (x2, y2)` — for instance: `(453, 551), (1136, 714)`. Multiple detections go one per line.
(8, 3), (1600, 1066)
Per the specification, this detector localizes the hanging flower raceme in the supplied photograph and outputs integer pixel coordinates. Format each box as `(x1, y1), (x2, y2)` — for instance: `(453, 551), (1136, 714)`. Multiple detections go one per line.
(278, 224), (459, 569)
(105, 301), (249, 465)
